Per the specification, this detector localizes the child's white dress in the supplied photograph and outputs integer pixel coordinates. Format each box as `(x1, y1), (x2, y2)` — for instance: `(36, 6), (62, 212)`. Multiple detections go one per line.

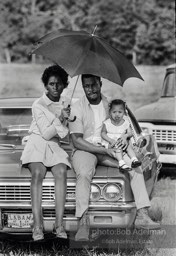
(102, 118), (130, 148)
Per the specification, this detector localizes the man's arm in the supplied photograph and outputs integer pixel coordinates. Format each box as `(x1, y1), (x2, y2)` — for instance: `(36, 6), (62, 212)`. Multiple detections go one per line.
(71, 133), (117, 158)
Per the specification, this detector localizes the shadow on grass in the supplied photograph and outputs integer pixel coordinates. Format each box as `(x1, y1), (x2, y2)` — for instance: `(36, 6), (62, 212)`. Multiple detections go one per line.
(0, 227), (167, 256)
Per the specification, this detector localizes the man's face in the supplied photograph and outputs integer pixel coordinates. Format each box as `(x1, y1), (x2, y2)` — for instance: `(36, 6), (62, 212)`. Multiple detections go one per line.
(82, 76), (102, 104)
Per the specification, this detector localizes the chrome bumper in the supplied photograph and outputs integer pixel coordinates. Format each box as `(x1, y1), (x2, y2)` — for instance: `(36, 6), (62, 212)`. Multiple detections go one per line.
(0, 202), (136, 233)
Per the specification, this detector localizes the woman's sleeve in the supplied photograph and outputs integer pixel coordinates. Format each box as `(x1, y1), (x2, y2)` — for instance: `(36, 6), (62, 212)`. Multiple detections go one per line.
(32, 105), (68, 140)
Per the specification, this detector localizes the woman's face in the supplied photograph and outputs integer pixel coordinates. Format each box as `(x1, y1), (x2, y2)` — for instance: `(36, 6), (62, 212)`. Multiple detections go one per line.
(45, 76), (65, 101)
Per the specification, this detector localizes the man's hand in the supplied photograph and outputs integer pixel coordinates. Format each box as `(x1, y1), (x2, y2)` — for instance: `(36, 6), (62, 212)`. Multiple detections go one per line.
(115, 134), (128, 150)
(108, 139), (117, 148)
(106, 148), (118, 159)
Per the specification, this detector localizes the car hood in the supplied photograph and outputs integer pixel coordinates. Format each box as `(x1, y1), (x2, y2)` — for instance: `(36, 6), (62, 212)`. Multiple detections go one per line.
(0, 149), (125, 179)
(135, 97), (176, 122)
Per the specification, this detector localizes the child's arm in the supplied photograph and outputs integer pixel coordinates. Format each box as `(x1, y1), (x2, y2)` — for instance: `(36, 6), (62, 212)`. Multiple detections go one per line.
(123, 126), (133, 140)
(101, 123), (116, 147)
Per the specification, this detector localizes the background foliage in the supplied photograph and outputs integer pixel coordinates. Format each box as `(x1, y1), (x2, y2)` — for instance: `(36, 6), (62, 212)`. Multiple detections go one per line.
(0, 0), (175, 64)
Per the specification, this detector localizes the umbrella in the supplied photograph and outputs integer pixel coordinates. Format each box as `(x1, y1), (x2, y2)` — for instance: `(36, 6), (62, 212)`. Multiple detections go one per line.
(29, 28), (143, 88)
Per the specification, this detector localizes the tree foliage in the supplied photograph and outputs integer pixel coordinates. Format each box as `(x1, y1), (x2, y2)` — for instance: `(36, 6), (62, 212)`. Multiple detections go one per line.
(0, 0), (174, 64)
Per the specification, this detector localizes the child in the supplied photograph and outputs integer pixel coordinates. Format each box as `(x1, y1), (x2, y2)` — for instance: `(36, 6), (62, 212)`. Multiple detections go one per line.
(101, 99), (141, 171)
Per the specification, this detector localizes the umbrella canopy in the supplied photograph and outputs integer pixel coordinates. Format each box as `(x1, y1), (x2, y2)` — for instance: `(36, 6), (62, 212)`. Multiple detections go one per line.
(29, 29), (143, 85)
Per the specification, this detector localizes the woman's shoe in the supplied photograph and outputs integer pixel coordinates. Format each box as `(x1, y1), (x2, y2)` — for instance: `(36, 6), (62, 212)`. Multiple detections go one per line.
(131, 159), (142, 168)
(53, 224), (67, 239)
(32, 226), (44, 241)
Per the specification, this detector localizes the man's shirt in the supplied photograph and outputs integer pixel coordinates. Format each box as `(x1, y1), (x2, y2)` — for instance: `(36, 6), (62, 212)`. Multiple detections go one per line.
(69, 94), (109, 142)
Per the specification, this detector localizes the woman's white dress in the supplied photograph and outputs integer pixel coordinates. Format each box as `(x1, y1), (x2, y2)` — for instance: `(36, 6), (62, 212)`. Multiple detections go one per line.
(21, 93), (71, 168)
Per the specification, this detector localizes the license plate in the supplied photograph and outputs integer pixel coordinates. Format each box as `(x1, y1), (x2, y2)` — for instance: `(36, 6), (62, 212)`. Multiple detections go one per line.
(6, 213), (33, 228)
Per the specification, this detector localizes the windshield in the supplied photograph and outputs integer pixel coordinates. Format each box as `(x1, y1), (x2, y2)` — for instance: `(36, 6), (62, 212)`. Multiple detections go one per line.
(162, 68), (176, 97)
(0, 108), (32, 145)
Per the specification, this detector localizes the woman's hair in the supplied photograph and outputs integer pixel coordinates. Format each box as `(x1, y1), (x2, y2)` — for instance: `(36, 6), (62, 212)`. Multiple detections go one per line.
(41, 65), (69, 88)
(109, 99), (126, 111)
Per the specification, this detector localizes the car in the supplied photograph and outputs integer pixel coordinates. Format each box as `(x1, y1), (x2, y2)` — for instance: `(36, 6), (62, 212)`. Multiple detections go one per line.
(0, 97), (161, 236)
(135, 64), (176, 167)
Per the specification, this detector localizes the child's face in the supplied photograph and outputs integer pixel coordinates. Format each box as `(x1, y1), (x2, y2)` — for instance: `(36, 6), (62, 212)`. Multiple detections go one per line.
(110, 104), (125, 122)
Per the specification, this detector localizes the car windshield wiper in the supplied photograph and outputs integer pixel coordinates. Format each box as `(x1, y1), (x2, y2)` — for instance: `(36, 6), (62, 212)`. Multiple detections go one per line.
(0, 144), (16, 150)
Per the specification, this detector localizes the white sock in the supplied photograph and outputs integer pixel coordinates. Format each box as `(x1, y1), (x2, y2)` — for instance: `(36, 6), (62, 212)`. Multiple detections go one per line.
(119, 160), (125, 167)
(131, 157), (138, 162)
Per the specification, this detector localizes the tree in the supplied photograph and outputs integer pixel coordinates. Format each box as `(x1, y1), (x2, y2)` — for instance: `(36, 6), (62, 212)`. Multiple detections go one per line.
(134, 0), (175, 64)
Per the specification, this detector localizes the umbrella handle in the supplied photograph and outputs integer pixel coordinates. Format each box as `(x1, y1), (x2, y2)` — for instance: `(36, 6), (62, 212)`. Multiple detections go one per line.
(66, 104), (76, 122)
(66, 75), (80, 122)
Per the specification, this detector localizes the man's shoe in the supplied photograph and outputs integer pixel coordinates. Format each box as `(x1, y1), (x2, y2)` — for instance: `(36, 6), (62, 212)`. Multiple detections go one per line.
(75, 212), (90, 241)
(53, 224), (67, 239)
(134, 208), (161, 229)
(32, 226), (44, 241)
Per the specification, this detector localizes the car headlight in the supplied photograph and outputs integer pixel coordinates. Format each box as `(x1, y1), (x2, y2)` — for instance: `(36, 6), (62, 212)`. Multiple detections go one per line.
(102, 183), (122, 202)
(90, 184), (101, 201)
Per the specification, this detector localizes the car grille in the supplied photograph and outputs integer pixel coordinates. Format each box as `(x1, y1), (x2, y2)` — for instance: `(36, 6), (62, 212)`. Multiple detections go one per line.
(152, 129), (176, 142)
(0, 183), (123, 202)
(0, 185), (75, 202)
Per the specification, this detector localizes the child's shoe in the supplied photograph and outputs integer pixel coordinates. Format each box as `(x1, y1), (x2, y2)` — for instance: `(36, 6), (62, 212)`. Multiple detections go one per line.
(131, 158), (142, 168)
(119, 160), (132, 172)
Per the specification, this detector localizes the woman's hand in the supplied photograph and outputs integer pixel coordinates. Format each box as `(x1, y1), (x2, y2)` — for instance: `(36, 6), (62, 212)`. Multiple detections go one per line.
(61, 106), (71, 119)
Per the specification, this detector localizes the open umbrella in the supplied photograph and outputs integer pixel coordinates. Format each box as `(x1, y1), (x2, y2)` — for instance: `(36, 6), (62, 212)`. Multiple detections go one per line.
(29, 28), (143, 87)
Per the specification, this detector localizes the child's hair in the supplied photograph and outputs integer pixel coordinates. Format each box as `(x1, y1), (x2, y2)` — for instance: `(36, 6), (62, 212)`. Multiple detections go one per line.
(109, 99), (126, 112)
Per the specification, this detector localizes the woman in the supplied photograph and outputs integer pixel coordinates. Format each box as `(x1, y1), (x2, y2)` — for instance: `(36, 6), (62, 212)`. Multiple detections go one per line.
(21, 65), (71, 241)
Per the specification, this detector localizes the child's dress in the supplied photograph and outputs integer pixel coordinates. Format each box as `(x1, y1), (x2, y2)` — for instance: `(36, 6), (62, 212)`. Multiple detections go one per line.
(102, 118), (130, 149)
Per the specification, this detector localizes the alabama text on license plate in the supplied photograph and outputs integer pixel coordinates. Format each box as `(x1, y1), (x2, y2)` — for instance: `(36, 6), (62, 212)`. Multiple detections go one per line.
(7, 213), (33, 228)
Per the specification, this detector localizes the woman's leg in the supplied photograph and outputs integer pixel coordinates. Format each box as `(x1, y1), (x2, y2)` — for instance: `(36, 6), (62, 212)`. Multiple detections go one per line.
(28, 163), (47, 229)
(51, 163), (67, 228)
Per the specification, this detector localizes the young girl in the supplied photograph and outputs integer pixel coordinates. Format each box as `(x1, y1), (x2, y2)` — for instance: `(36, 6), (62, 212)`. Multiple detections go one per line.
(101, 99), (141, 171)
(21, 65), (71, 241)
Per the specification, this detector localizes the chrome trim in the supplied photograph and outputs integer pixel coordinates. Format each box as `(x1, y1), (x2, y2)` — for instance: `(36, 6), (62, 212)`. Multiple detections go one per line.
(0, 201), (136, 210)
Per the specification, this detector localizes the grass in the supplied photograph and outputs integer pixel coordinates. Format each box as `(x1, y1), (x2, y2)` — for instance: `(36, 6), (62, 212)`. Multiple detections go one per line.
(0, 64), (174, 255)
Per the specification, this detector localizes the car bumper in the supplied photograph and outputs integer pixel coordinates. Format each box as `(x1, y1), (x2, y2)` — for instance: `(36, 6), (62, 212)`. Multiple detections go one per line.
(159, 154), (176, 164)
(0, 202), (136, 234)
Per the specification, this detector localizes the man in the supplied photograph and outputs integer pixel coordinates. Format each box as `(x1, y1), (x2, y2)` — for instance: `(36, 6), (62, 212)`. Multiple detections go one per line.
(69, 74), (160, 241)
